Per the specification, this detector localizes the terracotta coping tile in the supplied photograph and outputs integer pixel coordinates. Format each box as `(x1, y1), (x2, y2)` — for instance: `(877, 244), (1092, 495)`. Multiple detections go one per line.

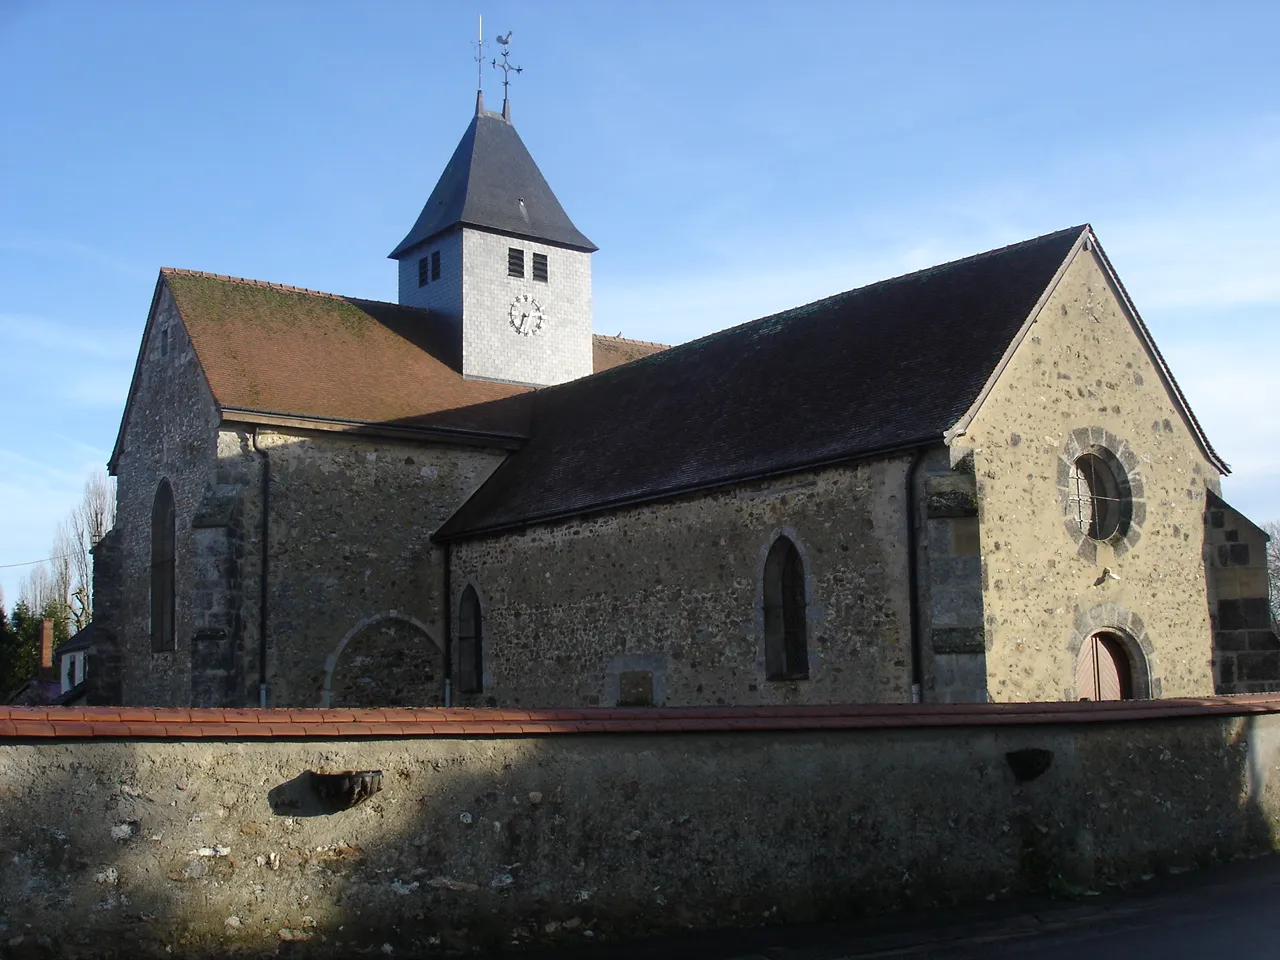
(12, 720), (59, 737)
(4, 697), (1280, 741)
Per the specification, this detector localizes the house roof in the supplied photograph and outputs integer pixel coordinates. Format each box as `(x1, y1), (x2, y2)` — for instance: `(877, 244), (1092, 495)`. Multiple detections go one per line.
(389, 109), (597, 258)
(436, 226), (1094, 539)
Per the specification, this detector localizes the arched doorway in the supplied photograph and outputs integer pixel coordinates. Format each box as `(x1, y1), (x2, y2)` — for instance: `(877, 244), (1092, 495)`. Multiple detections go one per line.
(1075, 630), (1134, 701)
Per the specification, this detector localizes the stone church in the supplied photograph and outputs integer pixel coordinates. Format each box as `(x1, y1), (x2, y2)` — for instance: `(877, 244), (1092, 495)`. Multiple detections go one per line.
(86, 90), (1277, 710)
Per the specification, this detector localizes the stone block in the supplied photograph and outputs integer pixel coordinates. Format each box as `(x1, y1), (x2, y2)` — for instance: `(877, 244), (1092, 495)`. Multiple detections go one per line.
(931, 627), (985, 654)
(1214, 629), (1249, 652)
(1249, 631), (1280, 652)
(1238, 652), (1280, 682)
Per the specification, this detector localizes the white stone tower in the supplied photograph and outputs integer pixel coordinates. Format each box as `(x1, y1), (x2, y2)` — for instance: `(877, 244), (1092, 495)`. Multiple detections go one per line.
(389, 92), (597, 387)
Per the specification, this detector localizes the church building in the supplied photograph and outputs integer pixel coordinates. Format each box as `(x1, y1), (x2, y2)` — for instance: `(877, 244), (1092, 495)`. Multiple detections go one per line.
(87, 84), (1278, 710)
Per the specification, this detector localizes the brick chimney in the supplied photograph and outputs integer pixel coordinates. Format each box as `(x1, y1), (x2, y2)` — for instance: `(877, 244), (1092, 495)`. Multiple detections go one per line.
(38, 620), (56, 683)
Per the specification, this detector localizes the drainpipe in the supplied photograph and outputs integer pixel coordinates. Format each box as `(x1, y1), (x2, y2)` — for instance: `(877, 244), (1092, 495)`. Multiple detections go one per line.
(906, 447), (928, 704)
(251, 428), (270, 708)
(442, 541), (453, 708)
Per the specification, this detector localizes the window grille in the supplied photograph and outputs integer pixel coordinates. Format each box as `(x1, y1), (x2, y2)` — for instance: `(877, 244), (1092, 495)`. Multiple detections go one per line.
(431, 249), (441, 282)
(1068, 453), (1125, 540)
(418, 256), (430, 287)
(508, 247), (525, 278)
(532, 252), (548, 283)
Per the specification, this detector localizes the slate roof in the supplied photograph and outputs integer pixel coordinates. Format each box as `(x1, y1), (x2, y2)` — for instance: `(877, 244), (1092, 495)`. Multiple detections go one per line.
(435, 226), (1090, 539)
(390, 110), (596, 258)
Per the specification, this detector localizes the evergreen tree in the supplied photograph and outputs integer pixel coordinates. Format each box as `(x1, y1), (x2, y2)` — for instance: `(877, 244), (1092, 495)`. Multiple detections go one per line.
(0, 600), (69, 695)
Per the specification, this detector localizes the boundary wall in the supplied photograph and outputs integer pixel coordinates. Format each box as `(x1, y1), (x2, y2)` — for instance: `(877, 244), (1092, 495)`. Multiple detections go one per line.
(3, 698), (1280, 957)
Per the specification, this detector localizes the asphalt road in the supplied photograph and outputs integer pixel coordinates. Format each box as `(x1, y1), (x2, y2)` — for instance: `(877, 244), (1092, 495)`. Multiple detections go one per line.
(493, 854), (1280, 960)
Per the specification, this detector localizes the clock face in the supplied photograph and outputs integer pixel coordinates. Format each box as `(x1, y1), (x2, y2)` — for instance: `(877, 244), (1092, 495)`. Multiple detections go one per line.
(508, 294), (545, 336)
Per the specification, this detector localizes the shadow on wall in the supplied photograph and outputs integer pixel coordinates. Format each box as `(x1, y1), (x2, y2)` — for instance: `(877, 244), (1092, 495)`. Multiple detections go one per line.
(1, 713), (1279, 957)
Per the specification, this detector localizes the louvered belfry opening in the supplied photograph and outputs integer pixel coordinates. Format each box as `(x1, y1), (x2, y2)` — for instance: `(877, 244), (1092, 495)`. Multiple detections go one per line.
(1076, 631), (1133, 701)
(532, 252), (548, 283)
(764, 537), (809, 680)
(458, 585), (484, 694)
(150, 479), (176, 653)
(507, 247), (525, 278)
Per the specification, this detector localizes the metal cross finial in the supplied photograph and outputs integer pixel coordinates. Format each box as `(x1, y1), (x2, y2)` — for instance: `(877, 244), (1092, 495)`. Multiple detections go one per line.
(474, 15), (486, 94)
(491, 31), (522, 109)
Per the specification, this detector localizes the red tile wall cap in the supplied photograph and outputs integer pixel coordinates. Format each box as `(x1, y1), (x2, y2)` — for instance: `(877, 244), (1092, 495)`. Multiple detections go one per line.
(2, 697), (1279, 741)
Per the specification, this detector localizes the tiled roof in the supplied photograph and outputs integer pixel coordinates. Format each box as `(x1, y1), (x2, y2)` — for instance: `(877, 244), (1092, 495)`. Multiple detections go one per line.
(591, 334), (668, 373)
(437, 227), (1088, 538)
(159, 270), (657, 438)
(389, 110), (596, 258)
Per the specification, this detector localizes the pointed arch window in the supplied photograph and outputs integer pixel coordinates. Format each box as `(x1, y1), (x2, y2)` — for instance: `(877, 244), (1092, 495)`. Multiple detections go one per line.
(458, 585), (484, 694)
(764, 536), (808, 680)
(150, 480), (176, 652)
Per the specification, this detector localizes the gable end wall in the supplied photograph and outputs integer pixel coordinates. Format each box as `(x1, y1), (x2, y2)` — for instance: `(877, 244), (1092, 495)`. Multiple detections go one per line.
(964, 247), (1219, 701)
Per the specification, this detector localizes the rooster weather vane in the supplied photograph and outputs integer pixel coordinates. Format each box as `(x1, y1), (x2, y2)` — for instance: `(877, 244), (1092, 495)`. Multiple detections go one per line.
(491, 31), (523, 101)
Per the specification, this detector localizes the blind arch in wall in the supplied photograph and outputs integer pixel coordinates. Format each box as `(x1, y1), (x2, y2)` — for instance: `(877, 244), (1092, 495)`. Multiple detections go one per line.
(150, 479), (176, 652)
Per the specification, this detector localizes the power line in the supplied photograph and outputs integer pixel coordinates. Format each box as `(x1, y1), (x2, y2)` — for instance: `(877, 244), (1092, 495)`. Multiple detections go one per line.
(0, 554), (73, 570)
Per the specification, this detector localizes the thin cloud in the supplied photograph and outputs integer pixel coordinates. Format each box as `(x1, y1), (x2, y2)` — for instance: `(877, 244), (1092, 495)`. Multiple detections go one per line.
(0, 312), (136, 360)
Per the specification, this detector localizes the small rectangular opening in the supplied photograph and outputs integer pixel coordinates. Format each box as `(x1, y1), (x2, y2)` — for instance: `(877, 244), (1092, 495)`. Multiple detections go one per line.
(507, 247), (525, 278)
(418, 256), (430, 287)
(532, 252), (548, 283)
(431, 249), (441, 281)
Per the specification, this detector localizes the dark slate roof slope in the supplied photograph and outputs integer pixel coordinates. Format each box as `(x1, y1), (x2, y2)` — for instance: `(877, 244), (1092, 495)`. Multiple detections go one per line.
(390, 110), (596, 257)
(437, 226), (1086, 539)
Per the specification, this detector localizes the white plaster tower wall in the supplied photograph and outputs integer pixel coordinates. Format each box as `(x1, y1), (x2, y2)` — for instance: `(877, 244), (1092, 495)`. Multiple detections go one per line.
(460, 228), (593, 386)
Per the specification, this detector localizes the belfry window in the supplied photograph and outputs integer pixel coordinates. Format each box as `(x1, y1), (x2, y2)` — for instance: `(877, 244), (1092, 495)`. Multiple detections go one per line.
(431, 249), (441, 281)
(458, 585), (483, 694)
(532, 252), (548, 283)
(1069, 452), (1127, 540)
(418, 255), (430, 287)
(763, 536), (808, 680)
(150, 479), (176, 653)
(508, 247), (525, 279)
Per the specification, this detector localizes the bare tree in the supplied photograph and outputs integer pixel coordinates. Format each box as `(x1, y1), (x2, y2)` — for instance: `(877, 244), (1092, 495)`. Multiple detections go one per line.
(1264, 520), (1280, 625)
(17, 470), (117, 634)
(18, 562), (58, 613)
(62, 470), (117, 630)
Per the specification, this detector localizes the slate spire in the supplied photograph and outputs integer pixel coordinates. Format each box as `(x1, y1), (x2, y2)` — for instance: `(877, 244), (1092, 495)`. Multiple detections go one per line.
(389, 109), (596, 259)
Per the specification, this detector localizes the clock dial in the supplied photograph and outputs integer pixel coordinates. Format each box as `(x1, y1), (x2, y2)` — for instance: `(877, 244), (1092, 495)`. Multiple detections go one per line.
(508, 294), (546, 336)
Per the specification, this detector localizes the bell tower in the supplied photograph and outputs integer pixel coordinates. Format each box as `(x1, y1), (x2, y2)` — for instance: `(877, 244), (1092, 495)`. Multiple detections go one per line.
(389, 32), (596, 387)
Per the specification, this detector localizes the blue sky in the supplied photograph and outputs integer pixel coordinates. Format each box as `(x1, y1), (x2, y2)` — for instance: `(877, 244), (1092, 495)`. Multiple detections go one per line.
(2, 1), (1278, 604)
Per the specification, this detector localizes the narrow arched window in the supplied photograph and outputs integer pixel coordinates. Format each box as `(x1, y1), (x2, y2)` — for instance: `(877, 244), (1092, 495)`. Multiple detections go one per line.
(764, 536), (808, 680)
(458, 585), (483, 694)
(150, 480), (176, 652)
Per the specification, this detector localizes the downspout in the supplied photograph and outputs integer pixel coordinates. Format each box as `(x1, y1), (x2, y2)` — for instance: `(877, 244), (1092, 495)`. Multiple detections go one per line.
(906, 447), (928, 704)
(442, 541), (453, 708)
(251, 428), (270, 708)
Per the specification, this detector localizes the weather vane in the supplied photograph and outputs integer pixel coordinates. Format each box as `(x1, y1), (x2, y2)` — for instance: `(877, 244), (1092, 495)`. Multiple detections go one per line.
(491, 31), (522, 107)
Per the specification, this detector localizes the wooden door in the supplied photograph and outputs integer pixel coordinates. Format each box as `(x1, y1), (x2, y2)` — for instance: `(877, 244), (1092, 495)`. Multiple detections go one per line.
(1075, 632), (1133, 701)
